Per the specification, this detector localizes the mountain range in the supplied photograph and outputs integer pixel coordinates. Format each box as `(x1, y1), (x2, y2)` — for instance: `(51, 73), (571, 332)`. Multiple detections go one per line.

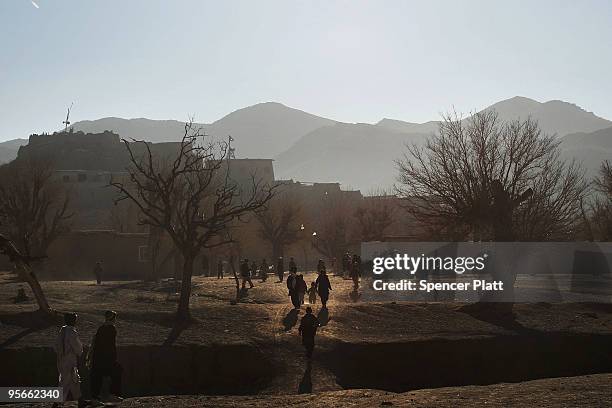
(1, 96), (611, 191)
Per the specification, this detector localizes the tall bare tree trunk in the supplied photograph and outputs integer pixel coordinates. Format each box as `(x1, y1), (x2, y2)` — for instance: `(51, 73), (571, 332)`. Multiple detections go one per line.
(272, 242), (283, 263)
(176, 255), (194, 321)
(148, 227), (162, 282)
(229, 254), (240, 303)
(16, 263), (51, 314)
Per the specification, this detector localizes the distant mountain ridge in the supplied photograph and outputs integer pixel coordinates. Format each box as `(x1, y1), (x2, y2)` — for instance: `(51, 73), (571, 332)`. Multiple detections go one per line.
(69, 117), (191, 144)
(376, 96), (612, 138)
(376, 118), (439, 135)
(482, 96), (611, 137)
(560, 126), (612, 180)
(0, 138), (28, 164)
(1, 97), (611, 191)
(70, 102), (336, 159)
(275, 96), (612, 191)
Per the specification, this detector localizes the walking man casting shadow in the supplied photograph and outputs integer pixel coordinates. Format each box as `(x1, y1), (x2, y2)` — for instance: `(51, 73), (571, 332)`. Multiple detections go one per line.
(298, 306), (320, 359)
(89, 310), (123, 403)
(315, 260), (332, 309)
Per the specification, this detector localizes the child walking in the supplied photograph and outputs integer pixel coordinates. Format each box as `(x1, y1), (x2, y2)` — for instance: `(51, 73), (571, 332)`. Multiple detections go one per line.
(308, 282), (317, 304)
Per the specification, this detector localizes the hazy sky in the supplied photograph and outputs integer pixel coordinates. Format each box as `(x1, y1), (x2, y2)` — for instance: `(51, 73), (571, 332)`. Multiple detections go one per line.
(1, 0), (611, 141)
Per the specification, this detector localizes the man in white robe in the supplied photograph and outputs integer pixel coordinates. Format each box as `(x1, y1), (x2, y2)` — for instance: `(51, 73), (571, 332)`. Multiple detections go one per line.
(53, 312), (85, 407)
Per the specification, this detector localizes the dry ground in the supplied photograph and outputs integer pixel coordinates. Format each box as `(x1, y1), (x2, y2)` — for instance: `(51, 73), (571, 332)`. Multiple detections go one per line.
(6, 374), (612, 407)
(2, 272), (612, 348)
(2, 272), (612, 407)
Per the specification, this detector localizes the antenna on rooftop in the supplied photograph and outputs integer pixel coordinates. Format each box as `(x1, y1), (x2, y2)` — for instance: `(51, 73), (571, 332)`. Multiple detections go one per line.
(62, 102), (74, 131)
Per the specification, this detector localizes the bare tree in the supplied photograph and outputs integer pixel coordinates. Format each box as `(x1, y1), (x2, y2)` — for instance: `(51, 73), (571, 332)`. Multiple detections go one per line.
(586, 161), (612, 240)
(110, 122), (275, 321)
(396, 111), (587, 241)
(256, 191), (302, 260)
(0, 158), (72, 315)
(147, 226), (164, 282)
(311, 194), (356, 262)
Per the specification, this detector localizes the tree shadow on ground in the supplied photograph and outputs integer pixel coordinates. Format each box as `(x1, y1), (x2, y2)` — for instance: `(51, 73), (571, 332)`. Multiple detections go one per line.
(162, 319), (192, 346)
(283, 309), (299, 332)
(0, 327), (38, 349)
(298, 361), (312, 394)
(0, 310), (60, 349)
(317, 308), (330, 327)
(238, 287), (250, 300)
(118, 310), (178, 329)
(349, 289), (361, 302)
(101, 280), (180, 294)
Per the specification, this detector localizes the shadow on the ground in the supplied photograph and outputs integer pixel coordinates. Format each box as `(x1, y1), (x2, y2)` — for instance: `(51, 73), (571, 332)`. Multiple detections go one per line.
(101, 280), (181, 294)
(0, 310), (59, 349)
(118, 310), (178, 328)
(298, 361), (312, 394)
(283, 309), (299, 332)
(238, 287), (250, 300)
(162, 319), (192, 346)
(317, 308), (330, 327)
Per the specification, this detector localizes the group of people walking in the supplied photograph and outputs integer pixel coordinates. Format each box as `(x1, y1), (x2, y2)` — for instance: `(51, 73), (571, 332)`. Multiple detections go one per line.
(286, 259), (332, 309)
(51, 252), (361, 404)
(216, 253), (362, 295)
(236, 256), (300, 289)
(53, 311), (122, 407)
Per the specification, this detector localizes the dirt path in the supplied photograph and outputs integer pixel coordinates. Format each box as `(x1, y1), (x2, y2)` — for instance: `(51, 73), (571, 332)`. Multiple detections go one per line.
(262, 299), (341, 394)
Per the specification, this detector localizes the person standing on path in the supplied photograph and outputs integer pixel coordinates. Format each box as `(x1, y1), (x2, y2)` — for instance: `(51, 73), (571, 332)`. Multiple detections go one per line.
(240, 259), (254, 289)
(260, 258), (268, 282)
(298, 306), (320, 359)
(350, 254), (362, 291)
(287, 270), (300, 309)
(277, 257), (284, 282)
(217, 259), (224, 279)
(90, 310), (123, 403)
(53, 313), (85, 408)
(296, 274), (307, 305)
(315, 266), (332, 309)
(93, 261), (103, 284)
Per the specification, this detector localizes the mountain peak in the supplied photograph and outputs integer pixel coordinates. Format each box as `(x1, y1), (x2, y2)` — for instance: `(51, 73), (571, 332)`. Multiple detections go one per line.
(482, 96), (611, 136)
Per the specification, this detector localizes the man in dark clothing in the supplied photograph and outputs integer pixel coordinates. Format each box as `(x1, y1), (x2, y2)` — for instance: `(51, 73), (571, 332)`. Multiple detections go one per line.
(350, 254), (362, 291)
(90, 310), (122, 402)
(240, 259), (254, 289)
(260, 258), (268, 282)
(93, 261), (103, 285)
(315, 270), (332, 309)
(276, 257), (284, 282)
(298, 307), (320, 359)
(342, 253), (350, 276)
(287, 270), (300, 309)
(217, 259), (224, 279)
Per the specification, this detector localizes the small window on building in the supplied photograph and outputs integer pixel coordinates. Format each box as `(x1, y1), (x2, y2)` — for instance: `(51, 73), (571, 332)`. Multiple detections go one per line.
(78, 173), (87, 182)
(138, 245), (148, 262)
(62, 175), (70, 182)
